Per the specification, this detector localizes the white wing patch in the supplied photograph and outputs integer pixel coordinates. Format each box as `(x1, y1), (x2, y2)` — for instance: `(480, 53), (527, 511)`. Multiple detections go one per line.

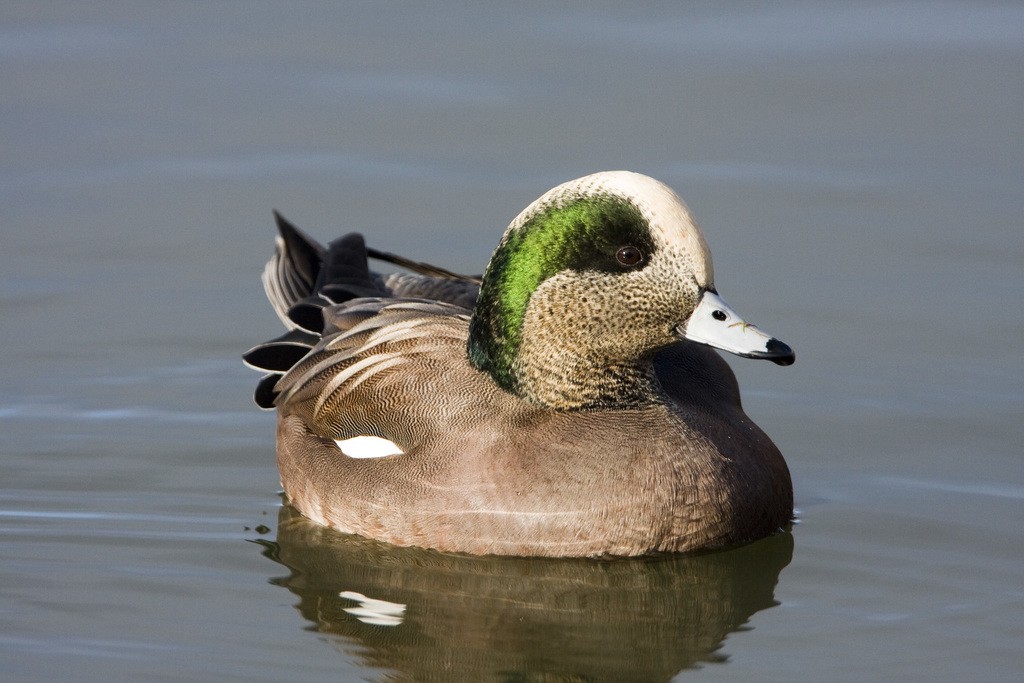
(334, 435), (404, 459)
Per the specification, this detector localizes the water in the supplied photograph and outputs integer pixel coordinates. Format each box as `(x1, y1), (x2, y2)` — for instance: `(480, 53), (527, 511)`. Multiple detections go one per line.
(2, 2), (1022, 681)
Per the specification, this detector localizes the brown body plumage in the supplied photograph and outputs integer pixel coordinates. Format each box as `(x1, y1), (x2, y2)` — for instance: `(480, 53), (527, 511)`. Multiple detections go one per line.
(245, 171), (794, 557)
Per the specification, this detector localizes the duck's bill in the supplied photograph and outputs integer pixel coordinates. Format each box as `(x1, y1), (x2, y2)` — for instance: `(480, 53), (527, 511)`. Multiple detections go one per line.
(681, 291), (795, 366)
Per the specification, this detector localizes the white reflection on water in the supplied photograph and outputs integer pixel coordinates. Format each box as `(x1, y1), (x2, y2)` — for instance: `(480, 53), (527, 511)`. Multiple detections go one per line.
(339, 591), (407, 627)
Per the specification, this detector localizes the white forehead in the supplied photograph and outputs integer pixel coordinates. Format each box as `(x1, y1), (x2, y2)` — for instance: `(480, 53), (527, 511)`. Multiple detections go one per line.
(509, 171), (714, 283)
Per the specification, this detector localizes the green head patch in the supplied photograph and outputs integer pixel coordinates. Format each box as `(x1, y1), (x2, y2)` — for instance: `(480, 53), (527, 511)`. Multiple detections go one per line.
(468, 194), (655, 392)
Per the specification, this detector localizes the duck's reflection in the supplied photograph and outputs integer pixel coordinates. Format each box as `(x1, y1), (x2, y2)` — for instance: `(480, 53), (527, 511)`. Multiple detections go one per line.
(257, 505), (792, 682)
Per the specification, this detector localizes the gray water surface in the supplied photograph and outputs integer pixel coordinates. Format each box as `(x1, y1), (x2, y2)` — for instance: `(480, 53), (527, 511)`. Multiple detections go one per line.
(2, 2), (1022, 681)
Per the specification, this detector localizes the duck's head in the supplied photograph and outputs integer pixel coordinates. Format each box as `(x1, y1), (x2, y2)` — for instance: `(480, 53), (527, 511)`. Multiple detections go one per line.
(468, 171), (794, 409)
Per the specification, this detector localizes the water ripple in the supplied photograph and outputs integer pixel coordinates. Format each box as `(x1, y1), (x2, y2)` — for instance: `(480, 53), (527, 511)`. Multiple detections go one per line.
(0, 402), (264, 426)
(877, 475), (1024, 501)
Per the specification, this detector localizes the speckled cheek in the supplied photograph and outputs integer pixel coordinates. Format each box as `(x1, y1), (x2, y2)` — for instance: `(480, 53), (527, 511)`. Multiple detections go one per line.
(644, 249), (704, 321)
(523, 270), (677, 360)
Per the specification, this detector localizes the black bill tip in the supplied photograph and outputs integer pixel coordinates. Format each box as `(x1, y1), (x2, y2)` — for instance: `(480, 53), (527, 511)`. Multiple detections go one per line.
(765, 338), (795, 366)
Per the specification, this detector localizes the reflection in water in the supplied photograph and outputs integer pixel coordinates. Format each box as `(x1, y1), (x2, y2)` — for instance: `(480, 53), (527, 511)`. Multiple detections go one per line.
(256, 505), (792, 682)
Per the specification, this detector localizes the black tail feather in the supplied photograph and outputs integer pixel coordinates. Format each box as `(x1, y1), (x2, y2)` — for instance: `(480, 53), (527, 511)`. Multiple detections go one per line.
(242, 328), (319, 373)
(250, 215), (478, 409)
(254, 374), (283, 409)
(272, 210), (324, 293)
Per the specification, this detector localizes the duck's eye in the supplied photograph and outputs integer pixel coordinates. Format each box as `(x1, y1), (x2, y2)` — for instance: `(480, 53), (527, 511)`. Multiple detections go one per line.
(615, 245), (643, 267)
(712, 309), (727, 321)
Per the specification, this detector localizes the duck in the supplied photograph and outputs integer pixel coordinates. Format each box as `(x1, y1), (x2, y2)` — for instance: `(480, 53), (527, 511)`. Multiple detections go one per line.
(244, 171), (795, 557)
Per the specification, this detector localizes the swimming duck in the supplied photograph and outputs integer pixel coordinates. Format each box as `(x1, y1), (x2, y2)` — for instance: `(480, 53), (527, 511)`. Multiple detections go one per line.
(245, 171), (794, 557)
